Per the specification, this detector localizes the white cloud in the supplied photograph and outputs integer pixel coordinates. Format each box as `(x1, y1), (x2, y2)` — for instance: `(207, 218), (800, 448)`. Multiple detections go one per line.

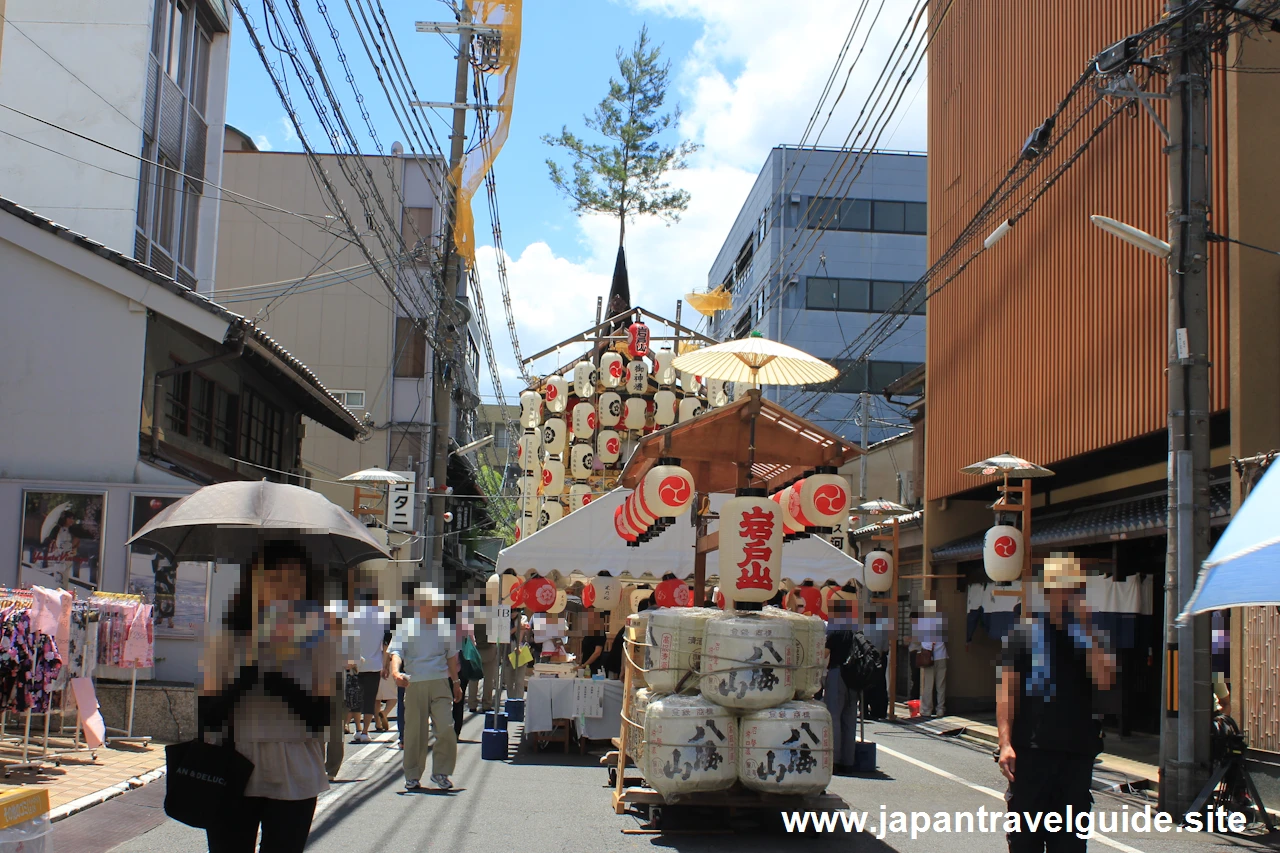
(255, 134), (272, 151)
(279, 116), (298, 142)
(475, 0), (929, 402)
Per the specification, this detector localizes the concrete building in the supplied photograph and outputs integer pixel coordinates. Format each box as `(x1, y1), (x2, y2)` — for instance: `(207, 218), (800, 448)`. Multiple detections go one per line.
(214, 140), (487, 571)
(0, 0), (232, 293)
(705, 147), (927, 447)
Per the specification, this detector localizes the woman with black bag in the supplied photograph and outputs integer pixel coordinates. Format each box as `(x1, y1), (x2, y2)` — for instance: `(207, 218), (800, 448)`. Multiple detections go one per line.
(195, 540), (339, 853)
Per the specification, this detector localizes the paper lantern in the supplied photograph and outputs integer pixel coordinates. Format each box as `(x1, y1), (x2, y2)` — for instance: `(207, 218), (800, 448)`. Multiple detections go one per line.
(771, 489), (803, 536)
(540, 458), (565, 496)
(547, 588), (568, 614)
(569, 482), (593, 512)
(792, 585), (827, 619)
(625, 360), (649, 395)
(983, 525), (1024, 582)
(680, 371), (698, 395)
(523, 577), (557, 613)
(653, 390), (677, 426)
(713, 587), (726, 609)
(570, 444), (594, 479)
(541, 417), (567, 455)
(654, 577), (692, 608)
(601, 352), (624, 388)
(626, 322), (651, 358)
(597, 392), (622, 428)
(731, 381), (758, 402)
(678, 397), (703, 423)
(614, 505), (639, 543)
(587, 575), (622, 611)
(509, 579), (526, 607)
(518, 432), (541, 467)
(521, 451), (542, 485)
(627, 491), (657, 529)
(790, 469), (850, 530)
(517, 474), (539, 497)
(653, 351), (676, 386)
(572, 401), (597, 439)
(719, 491), (783, 602)
(623, 397), (647, 431)
(597, 430), (622, 464)
(486, 573), (521, 605)
(538, 499), (564, 529)
(574, 361), (597, 399)
(863, 549), (894, 593)
(519, 391), (542, 428)
(545, 375), (569, 413)
(706, 378), (728, 408)
(638, 460), (694, 520)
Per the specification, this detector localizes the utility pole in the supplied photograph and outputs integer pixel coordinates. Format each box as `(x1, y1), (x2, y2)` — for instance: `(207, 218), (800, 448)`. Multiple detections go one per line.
(1159, 0), (1212, 818)
(858, 391), (870, 499)
(427, 0), (474, 585)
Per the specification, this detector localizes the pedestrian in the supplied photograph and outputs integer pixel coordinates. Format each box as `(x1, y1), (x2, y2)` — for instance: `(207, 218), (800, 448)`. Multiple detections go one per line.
(822, 595), (859, 774)
(504, 611), (530, 700)
(578, 611), (608, 676)
(916, 601), (948, 718)
(388, 584), (462, 790)
(375, 633), (397, 732)
(452, 602), (472, 737)
(998, 556), (1115, 853)
(197, 540), (337, 853)
(467, 596), (499, 712)
(347, 595), (388, 744)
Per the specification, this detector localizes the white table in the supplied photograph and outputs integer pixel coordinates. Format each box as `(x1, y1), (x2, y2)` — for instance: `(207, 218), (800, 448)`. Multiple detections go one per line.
(522, 677), (624, 741)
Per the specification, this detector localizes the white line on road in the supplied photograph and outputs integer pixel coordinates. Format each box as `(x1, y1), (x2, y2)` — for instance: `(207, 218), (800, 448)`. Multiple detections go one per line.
(314, 736), (402, 820)
(875, 743), (1146, 853)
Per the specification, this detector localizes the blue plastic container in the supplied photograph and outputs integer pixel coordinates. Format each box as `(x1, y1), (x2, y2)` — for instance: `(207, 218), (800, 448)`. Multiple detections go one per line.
(481, 728), (508, 761)
(485, 711), (509, 731)
(853, 741), (877, 772)
(504, 698), (525, 723)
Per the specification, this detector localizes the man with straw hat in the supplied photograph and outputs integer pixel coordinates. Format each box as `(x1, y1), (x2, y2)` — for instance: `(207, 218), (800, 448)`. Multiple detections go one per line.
(997, 554), (1116, 852)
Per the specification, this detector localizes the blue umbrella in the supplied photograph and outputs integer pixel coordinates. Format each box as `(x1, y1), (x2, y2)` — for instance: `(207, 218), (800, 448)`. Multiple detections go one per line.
(1180, 462), (1280, 620)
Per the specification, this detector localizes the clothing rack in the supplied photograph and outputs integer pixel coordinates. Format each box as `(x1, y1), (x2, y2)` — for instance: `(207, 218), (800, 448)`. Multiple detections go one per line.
(0, 589), (47, 773)
(89, 591), (152, 745)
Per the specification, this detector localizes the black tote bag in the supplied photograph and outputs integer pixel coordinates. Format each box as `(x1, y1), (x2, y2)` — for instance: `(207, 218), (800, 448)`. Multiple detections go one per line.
(164, 734), (254, 828)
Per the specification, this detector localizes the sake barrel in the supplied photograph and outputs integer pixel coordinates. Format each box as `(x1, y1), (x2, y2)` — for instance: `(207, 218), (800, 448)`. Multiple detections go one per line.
(643, 607), (719, 694)
(625, 612), (649, 688)
(626, 688), (655, 765)
(761, 606), (827, 700)
(700, 613), (795, 710)
(642, 694), (738, 800)
(738, 701), (834, 796)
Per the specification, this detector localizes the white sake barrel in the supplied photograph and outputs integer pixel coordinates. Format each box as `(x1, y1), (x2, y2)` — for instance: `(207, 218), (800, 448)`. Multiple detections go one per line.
(625, 612), (649, 689)
(644, 607), (719, 694)
(700, 613), (796, 710)
(642, 694), (738, 800)
(626, 688), (655, 765)
(761, 606), (827, 700)
(738, 701), (834, 796)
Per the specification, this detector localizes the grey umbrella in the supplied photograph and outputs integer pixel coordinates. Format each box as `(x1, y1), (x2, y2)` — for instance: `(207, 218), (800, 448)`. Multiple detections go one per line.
(126, 480), (389, 566)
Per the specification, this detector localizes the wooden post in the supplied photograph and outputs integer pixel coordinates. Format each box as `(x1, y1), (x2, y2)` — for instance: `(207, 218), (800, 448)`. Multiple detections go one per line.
(1021, 479), (1032, 612)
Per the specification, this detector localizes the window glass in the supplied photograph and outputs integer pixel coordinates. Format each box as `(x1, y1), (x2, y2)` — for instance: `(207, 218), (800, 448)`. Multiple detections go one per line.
(180, 182), (200, 271)
(806, 277), (839, 310)
(166, 3), (186, 82)
(190, 29), (210, 113)
(152, 0), (171, 59)
(873, 201), (906, 233)
(805, 196), (839, 230)
(838, 279), (870, 311)
(165, 367), (189, 435)
(869, 361), (906, 392)
(155, 157), (179, 251)
(345, 391), (365, 409)
(904, 202), (927, 234)
(213, 387), (238, 454)
(394, 317), (427, 377)
(189, 374), (213, 445)
(872, 280), (904, 312)
(841, 199), (871, 231)
(136, 151), (154, 231)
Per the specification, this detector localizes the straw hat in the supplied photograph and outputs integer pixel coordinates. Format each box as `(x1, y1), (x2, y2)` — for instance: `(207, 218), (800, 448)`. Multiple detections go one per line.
(1043, 553), (1086, 590)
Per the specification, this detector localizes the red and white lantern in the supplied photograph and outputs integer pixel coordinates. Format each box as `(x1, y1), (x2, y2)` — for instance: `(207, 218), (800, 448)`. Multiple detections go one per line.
(654, 577), (692, 608)
(623, 397), (647, 431)
(573, 361), (597, 399)
(614, 505), (639, 543)
(706, 378), (728, 408)
(540, 458), (565, 496)
(519, 391), (542, 428)
(598, 392), (622, 428)
(571, 401), (597, 439)
(653, 351), (676, 386)
(771, 488), (803, 536)
(791, 585), (827, 620)
(509, 578), (526, 607)
(601, 353), (624, 388)
(719, 491), (783, 602)
(638, 460), (694, 520)
(523, 577), (557, 613)
(625, 360), (649, 395)
(538, 499), (564, 529)
(597, 430), (622, 464)
(626, 491), (657, 530)
(569, 482), (593, 512)
(626, 322), (650, 359)
(789, 469), (850, 530)
(541, 417), (567, 455)
(544, 375), (569, 413)
(652, 390), (677, 427)
(586, 575), (621, 611)
(570, 444), (594, 479)
(863, 549), (894, 593)
(983, 525), (1024, 582)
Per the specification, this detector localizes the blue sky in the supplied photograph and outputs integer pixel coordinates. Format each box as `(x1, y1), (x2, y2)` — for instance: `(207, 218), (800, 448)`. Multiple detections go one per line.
(224, 0), (928, 402)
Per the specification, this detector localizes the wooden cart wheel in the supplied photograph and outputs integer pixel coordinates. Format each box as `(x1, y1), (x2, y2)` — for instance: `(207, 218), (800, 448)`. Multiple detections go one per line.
(607, 766), (618, 787)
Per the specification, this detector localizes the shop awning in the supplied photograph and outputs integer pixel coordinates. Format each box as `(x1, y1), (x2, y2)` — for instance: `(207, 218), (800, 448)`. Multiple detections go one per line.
(497, 488), (864, 587)
(931, 482), (1232, 563)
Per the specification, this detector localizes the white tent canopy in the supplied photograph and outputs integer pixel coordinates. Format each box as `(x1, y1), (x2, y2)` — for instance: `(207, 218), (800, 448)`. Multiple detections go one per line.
(497, 489), (864, 587)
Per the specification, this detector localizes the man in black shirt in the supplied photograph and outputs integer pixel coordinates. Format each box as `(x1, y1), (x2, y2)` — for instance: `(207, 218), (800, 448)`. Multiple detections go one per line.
(998, 556), (1116, 852)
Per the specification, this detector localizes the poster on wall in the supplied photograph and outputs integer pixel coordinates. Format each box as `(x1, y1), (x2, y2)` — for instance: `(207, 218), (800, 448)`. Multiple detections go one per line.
(18, 490), (106, 592)
(127, 495), (209, 639)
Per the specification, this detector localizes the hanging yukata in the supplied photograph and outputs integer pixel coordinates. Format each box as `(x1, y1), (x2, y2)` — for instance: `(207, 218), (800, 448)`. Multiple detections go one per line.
(0, 610), (63, 713)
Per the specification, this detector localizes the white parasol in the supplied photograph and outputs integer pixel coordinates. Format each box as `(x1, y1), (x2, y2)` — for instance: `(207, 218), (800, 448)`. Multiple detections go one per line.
(338, 468), (409, 484)
(40, 502), (73, 543)
(671, 331), (838, 387)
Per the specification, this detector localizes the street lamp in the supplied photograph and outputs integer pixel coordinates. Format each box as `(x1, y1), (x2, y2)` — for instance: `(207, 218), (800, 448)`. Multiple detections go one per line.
(1090, 215), (1172, 258)
(451, 434), (495, 456)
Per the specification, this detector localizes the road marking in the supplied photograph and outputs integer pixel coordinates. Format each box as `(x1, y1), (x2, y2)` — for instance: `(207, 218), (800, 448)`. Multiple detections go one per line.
(314, 735), (402, 819)
(875, 743), (1146, 853)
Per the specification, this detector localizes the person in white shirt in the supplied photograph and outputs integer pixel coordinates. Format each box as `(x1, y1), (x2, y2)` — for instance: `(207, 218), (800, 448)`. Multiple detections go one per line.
(388, 585), (461, 790)
(346, 596), (388, 744)
(915, 604), (948, 717)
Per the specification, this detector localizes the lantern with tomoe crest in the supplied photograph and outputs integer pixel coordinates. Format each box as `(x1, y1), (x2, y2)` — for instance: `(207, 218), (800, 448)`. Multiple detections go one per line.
(637, 459), (694, 523)
(540, 458), (565, 497)
(863, 550), (894, 593)
(597, 430), (622, 464)
(653, 390), (677, 426)
(544, 375), (568, 413)
(600, 352), (624, 388)
(519, 391), (542, 428)
(569, 483), (593, 512)
(983, 525), (1024, 582)
(623, 397), (647, 431)
(573, 361), (597, 398)
(653, 351), (676, 386)
(789, 467), (849, 532)
(571, 401), (597, 439)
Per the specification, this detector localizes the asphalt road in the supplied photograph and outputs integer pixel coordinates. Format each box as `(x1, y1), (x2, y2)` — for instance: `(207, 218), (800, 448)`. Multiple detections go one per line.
(65, 713), (1278, 853)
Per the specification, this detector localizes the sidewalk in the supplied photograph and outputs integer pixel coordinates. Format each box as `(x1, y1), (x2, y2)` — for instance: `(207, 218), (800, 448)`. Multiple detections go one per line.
(0, 732), (167, 820)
